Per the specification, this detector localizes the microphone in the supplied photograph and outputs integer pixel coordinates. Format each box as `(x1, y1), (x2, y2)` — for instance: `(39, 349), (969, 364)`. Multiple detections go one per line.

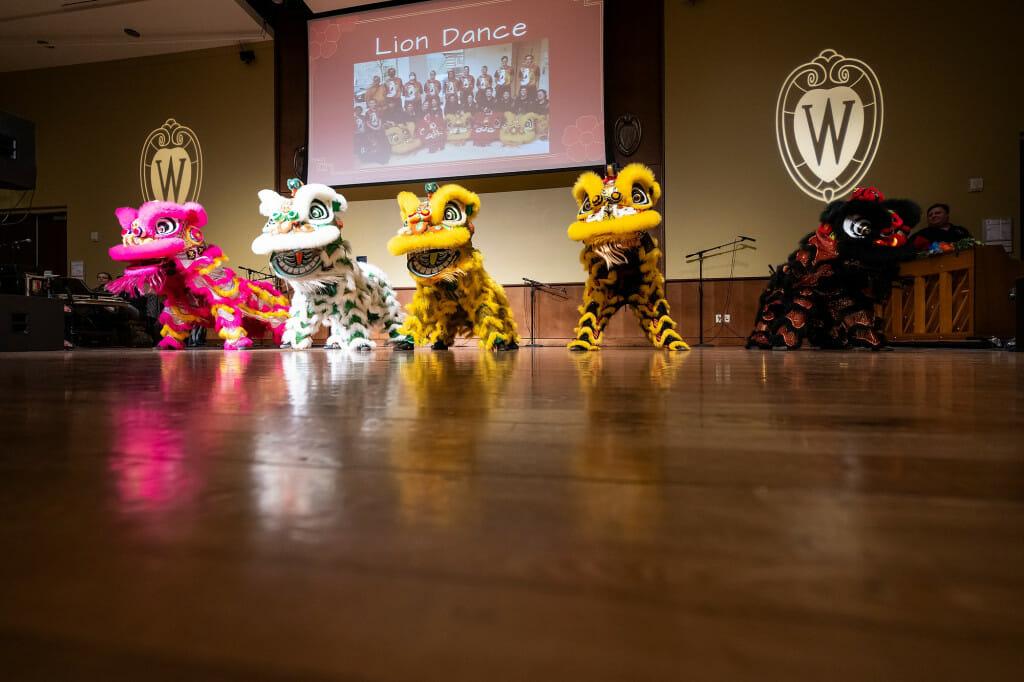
(738, 235), (756, 242)
(522, 277), (542, 286)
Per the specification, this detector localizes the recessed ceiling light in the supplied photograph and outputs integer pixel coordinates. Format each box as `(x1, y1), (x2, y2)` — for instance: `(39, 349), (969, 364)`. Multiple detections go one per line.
(124, 28), (141, 38)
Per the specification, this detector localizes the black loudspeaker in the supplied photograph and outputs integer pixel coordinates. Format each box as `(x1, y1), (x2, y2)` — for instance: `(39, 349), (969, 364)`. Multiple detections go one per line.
(0, 110), (36, 191)
(0, 294), (63, 351)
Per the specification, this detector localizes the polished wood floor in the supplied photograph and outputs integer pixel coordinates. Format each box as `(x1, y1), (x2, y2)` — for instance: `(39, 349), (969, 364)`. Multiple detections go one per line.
(1, 346), (1022, 681)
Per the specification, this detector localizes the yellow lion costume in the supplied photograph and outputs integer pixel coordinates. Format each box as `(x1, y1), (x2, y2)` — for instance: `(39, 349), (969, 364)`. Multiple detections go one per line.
(567, 163), (689, 351)
(388, 182), (519, 351)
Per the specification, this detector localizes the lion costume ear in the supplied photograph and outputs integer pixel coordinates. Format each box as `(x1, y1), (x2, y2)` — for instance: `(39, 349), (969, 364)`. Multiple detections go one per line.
(397, 191), (421, 220)
(572, 171), (604, 209)
(181, 202), (207, 228)
(115, 207), (138, 232)
(615, 163), (660, 207)
(882, 199), (922, 230)
(258, 189), (284, 217)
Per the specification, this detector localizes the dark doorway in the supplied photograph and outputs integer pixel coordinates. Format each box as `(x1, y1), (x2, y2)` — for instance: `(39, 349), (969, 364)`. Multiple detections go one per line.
(0, 209), (68, 294)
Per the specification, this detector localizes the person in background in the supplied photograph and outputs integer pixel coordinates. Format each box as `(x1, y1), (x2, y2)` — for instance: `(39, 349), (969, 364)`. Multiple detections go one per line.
(384, 68), (403, 115)
(459, 65), (475, 94)
(494, 55), (513, 101)
(475, 65), (493, 101)
(424, 70), (442, 100)
(519, 54), (540, 100)
(911, 203), (972, 251)
(512, 86), (533, 114)
(364, 75), (386, 110)
(403, 72), (423, 114)
(534, 89), (549, 114)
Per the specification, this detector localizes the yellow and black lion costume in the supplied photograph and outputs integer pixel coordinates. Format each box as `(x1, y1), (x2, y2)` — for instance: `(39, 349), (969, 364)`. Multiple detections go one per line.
(567, 163), (689, 351)
(388, 182), (519, 351)
(747, 187), (919, 350)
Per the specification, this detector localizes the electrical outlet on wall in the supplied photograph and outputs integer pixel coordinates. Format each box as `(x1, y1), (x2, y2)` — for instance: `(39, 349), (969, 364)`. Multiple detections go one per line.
(724, 314), (731, 323)
(715, 314), (722, 323)
(969, 177), (984, 192)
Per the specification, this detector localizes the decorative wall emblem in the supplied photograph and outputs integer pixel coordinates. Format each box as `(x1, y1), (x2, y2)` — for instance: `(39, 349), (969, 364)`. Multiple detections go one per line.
(613, 114), (642, 157)
(140, 119), (203, 203)
(776, 49), (883, 202)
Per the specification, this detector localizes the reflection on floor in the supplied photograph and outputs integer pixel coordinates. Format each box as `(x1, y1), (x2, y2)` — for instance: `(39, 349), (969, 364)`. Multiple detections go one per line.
(1, 347), (1022, 680)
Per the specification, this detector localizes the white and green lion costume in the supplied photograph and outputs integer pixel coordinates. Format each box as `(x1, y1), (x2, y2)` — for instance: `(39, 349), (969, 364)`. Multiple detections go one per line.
(252, 179), (413, 351)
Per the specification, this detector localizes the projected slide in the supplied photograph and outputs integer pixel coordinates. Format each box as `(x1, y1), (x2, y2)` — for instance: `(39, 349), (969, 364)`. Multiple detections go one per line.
(308, 0), (604, 187)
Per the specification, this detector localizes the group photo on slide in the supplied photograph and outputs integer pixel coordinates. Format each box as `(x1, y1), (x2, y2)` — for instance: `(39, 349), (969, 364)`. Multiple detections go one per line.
(352, 42), (550, 168)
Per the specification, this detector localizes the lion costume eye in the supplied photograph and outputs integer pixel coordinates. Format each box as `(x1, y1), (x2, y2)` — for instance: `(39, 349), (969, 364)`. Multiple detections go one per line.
(631, 184), (651, 207)
(842, 215), (873, 239)
(155, 217), (180, 237)
(443, 201), (466, 224)
(308, 199), (330, 222)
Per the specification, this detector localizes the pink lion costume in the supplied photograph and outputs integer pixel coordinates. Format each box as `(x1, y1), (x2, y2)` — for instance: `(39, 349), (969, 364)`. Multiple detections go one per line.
(108, 200), (289, 350)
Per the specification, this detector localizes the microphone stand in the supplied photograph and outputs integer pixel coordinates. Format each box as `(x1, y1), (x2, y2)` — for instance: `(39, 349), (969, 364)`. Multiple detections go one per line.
(522, 278), (567, 347)
(685, 237), (754, 347)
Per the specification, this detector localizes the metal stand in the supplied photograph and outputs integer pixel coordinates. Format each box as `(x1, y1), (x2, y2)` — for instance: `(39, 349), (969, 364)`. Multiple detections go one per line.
(522, 278), (567, 347)
(685, 236), (755, 347)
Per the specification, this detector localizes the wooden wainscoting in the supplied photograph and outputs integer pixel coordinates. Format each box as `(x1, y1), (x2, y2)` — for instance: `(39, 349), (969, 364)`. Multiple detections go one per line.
(323, 277), (772, 348)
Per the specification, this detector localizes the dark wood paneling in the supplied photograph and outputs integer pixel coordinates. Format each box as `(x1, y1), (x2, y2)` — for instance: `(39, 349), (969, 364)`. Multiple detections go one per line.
(604, 1), (666, 255)
(271, 3), (312, 192)
(338, 277), (771, 347)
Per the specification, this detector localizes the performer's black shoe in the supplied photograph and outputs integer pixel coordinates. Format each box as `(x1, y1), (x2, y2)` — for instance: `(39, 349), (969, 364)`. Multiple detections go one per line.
(393, 340), (415, 351)
(431, 340), (450, 351)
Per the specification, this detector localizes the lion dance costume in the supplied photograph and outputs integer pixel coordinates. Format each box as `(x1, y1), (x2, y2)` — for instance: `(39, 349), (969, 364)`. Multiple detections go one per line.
(567, 163), (688, 351)
(253, 178), (412, 351)
(108, 201), (289, 350)
(746, 187), (919, 350)
(387, 182), (519, 351)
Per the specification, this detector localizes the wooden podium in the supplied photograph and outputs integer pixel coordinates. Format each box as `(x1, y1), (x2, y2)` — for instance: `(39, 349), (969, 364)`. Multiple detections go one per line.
(882, 246), (1024, 342)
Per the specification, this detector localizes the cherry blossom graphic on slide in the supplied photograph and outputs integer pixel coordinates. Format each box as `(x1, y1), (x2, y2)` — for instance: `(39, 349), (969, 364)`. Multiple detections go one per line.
(561, 115), (604, 162)
(309, 20), (341, 61)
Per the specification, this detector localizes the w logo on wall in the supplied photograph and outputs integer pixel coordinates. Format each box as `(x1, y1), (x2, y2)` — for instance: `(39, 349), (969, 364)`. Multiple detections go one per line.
(140, 119), (203, 203)
(776, 50), (883, 202)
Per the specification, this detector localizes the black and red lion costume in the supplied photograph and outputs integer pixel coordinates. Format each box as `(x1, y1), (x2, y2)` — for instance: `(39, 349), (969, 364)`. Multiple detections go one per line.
(747, 187), (920, 350)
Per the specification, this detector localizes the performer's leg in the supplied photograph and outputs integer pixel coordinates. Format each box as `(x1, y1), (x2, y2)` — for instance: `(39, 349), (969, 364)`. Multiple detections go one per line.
(630, 287), (689, 351)
(370, 276), (415, 350)
(212, 304), (252, 351)
(156, 302), (196, 350)
(472, 283), (520, 351)
(329, 308), (375, 351)
(282, 292), (317, 349)
(568, 287), (624, 351)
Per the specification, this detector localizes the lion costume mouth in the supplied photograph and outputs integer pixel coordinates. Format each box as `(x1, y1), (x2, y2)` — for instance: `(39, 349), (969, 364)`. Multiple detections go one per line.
(271, 249), (324, 278)
(407, 248), (459, 278)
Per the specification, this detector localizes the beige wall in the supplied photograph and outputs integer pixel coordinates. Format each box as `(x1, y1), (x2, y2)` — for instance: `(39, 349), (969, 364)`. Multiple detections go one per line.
(665, 0), (1024, 279)
(0, 42), (277, 282)
(2, 0), (1022, 287)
